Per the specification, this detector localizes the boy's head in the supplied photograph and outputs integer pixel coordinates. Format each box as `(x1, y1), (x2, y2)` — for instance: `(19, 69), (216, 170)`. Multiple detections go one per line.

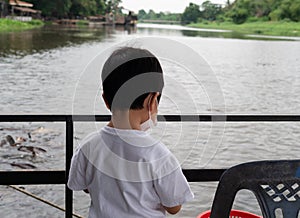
(102, 47), (164, 111)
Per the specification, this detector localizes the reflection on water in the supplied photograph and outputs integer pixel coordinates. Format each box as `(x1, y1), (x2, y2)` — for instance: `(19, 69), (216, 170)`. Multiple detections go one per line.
(181, 29), (242, 38)
(0, 25), (137, 57)
(1, 23), (297, 58)
(0, 25), (105, 57)
(137, 23), (300, 41)
(180, 30), (298, 41)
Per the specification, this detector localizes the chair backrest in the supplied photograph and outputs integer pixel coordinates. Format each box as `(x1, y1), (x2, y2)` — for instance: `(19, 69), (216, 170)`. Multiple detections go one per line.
(209, 160), (300, 218)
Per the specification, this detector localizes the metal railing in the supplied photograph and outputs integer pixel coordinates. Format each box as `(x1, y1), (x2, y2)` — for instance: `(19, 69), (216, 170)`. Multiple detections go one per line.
(1, 114), (300, 218)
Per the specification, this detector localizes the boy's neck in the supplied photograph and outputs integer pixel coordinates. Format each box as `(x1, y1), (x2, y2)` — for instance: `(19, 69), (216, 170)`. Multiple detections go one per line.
(108, 109), (146, 130)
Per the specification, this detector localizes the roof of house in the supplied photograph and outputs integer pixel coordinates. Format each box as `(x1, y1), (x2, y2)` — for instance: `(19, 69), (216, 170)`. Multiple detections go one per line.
(14, 6), (41, 13)
(9, 0), (33, 7)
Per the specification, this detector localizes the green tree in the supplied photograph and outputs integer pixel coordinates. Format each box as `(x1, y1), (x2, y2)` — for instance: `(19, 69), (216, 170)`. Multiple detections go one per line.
(147, 9), (156, 20)
(268, 0), (300, 21)
(225, 0), (250, 24)
(69, 0), (87, 17)
(225, 0), (300, 23)
(69, 0), (105, 17)
(28, 0), (106, 18)
(269, 8), (283, 20)
(105, 0), (121, 13)
(28, 0), (71, 18)
(157, 12), (164, 19)
(230, 8), (248, 24)
(251, 0), (270, 17)
(267, 0), (282, 11)
(201, 1), (222, 21)
(164, 13), (181, 21)
(95, 0), (106, 14)
(225, 0), (269, 23)
(290, 0), (300, 21)
(181, 3), (201, 24)
(138, 9), (180, 22)
(279, 0), (292, 19)
(138, 9), (146, 20)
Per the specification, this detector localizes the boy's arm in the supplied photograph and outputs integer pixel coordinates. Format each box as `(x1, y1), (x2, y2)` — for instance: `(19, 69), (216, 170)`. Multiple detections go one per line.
(154, 155), (194, 215)
(67, 149), (88, 191)
(163, 205), (182, 215)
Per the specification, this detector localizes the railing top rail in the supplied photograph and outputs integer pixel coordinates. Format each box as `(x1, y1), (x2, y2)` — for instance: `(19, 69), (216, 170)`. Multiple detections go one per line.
(1, 114), (300, 122)
(0, 169), (226, 185)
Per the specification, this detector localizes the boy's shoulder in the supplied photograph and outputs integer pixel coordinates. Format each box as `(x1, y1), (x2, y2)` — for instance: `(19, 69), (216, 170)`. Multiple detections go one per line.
(77, 126), (171, 159)
(73, 127), (178, 182)
(77, 130), (102, 149)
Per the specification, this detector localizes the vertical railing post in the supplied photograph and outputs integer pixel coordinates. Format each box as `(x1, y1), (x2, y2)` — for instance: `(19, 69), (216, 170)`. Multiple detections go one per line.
(66, 116), (73, 218)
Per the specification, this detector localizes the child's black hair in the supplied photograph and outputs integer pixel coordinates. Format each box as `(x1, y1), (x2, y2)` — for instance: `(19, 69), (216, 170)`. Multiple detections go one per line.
(102, 47), (164, 110)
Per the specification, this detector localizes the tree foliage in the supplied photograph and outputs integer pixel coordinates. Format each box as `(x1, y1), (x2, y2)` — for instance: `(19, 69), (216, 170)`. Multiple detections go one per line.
(16, 0), (300, 23)
(290, 0), (300, 21)
(181, 3), (201, 24)
(226, 0), (300, 23)
(180, 0), (300, 25)
(137, 9), (181, 22)
(105, 0), (122, 14)
(27, 0), (71, 18)
(201, 1), (222, 21)
(181, 1), (223, 23)
(27, 0), (107, 18)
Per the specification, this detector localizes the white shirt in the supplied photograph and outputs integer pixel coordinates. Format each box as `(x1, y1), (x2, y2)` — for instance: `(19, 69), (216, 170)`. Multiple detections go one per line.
(68, 126), (194, 218)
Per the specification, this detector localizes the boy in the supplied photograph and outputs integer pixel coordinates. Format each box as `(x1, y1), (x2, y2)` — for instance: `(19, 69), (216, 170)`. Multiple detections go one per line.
(68, 47), (194, 217)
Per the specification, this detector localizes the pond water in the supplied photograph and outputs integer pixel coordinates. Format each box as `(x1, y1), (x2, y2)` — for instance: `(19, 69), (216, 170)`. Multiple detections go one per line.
(0, 23), (300, 218)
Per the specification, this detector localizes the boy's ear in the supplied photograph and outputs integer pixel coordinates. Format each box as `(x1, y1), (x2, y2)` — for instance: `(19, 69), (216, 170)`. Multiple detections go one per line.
(149, 92), (159, 112)
(143, 92), (159, 111)
(102, 93), (111, 110)
(143, 93), (151, 110)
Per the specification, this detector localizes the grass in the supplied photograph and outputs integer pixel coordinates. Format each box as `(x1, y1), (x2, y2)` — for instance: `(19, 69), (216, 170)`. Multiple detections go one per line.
(0, 18), (44, 32)
(189, 21), (300, 37)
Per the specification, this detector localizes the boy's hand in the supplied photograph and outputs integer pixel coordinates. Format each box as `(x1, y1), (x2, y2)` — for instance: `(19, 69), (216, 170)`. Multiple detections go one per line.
(163, 205), (182, 215)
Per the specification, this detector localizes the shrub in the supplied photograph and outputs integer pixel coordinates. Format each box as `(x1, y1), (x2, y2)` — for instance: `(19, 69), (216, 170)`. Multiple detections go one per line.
(247, 16), (259, 22)
(269, 9), (282, 21)
(231, 8), (248, 24)
(28, 19), (44, 26)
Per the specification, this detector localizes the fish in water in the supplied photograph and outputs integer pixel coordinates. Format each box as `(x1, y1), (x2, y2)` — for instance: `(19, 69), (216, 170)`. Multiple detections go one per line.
(10, 162), (36, 169)
(27, 133), (36, 142)
(0, 161), (36, 169)
(17, 145), (46, 157)
(6, 135), (15, 146)
(16, 137), (26, 143)
(31, 126), (53, 134)
(0, 139), (6, 146)
(5, 135), (21, 146)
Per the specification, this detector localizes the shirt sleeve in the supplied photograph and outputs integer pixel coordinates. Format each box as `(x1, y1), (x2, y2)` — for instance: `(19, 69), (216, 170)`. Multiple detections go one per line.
(154, 165), (194, 207)
(67, 147), (88, 191)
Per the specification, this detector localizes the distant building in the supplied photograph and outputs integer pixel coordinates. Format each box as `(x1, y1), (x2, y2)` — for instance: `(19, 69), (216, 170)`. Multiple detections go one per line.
(7, 0), (41, 21)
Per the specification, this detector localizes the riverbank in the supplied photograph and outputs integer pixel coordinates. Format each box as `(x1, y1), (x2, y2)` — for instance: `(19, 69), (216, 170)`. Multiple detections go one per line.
(0, 19), (44, 32)
(189, 21), (300, 37)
